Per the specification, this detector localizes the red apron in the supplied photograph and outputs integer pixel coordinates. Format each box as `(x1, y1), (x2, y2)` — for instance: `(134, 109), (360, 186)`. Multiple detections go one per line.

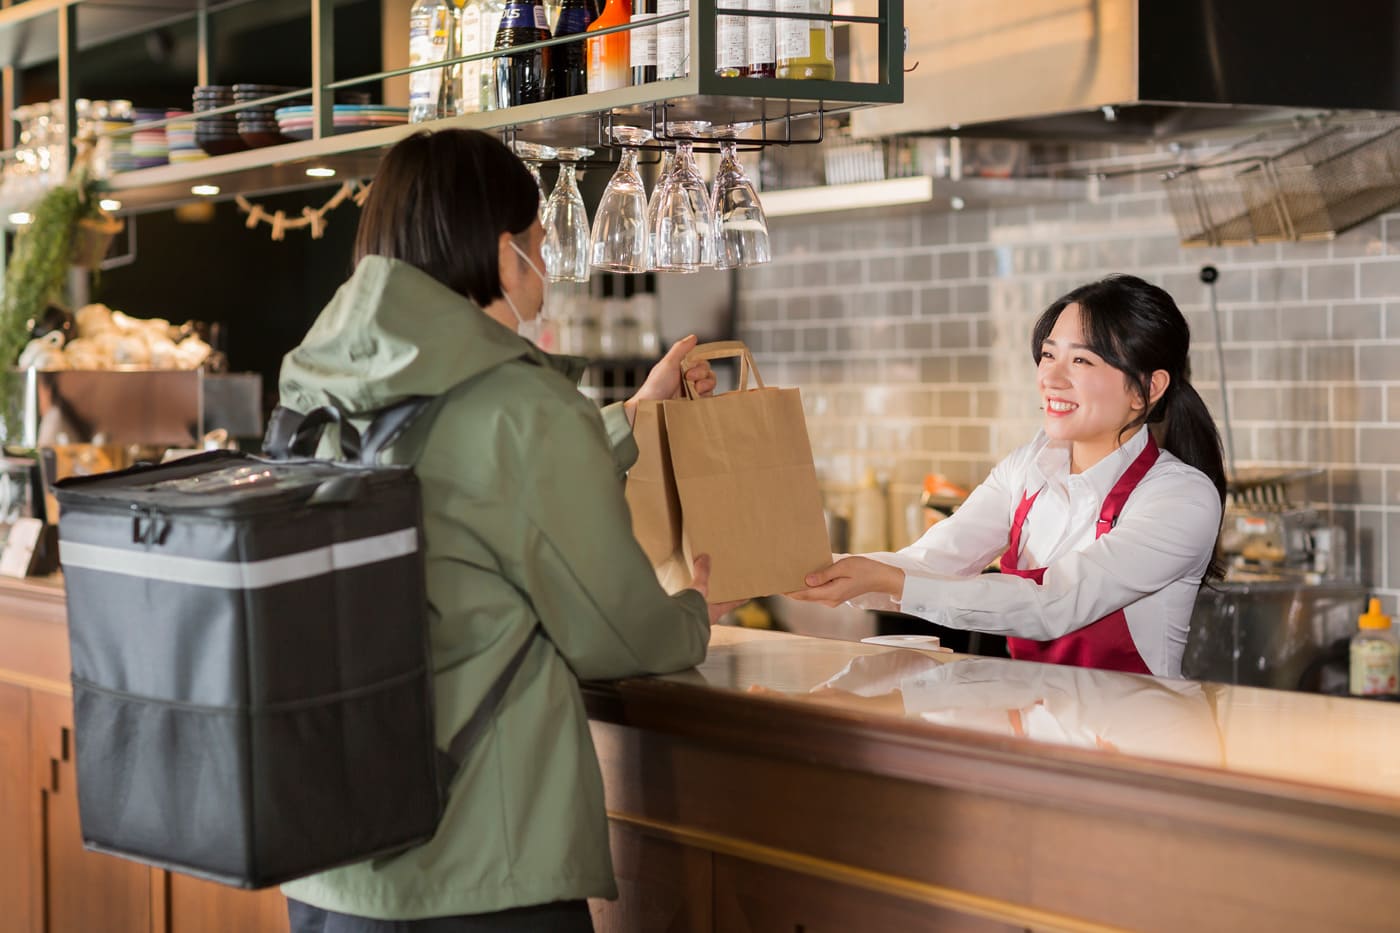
(1001, 437), (1159, 674)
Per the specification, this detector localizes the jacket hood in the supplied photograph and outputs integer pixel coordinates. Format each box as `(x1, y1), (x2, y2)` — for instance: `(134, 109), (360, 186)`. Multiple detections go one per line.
(279, 256), (579, 416)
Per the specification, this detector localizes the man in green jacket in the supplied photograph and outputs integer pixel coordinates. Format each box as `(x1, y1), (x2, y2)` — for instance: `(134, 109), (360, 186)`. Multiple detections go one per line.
(277, 129), (727, 930)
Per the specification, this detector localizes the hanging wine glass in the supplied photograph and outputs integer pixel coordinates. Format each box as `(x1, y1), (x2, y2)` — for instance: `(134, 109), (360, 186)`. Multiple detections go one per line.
(710, 124), (771, 269)
(590, 126), (653, 274)
(650, 120), (716, 273)
(542, 146), (594, 283)
(644, 145), (675, 270)
(511, 140), (558, 219)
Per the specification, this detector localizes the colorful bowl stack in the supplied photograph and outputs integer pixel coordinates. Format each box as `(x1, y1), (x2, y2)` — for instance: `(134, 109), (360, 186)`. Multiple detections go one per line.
(273, 103), (409, 141)
(165, 111), (205, 165)
(193, 86), (245, 156)
(130, 108), (169, 169)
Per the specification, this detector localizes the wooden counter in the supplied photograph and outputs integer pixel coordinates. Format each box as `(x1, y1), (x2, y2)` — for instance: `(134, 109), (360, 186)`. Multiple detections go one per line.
(584, 627), (1400, 933)
(5, 576), (1399, 932)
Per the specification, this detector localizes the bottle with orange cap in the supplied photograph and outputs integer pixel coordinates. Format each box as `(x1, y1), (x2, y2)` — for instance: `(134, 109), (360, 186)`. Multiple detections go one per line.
(1349, 598), (1399, 697)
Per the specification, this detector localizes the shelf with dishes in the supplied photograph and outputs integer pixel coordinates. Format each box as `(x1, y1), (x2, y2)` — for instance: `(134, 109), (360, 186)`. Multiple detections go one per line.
(91, 0), (904, 212)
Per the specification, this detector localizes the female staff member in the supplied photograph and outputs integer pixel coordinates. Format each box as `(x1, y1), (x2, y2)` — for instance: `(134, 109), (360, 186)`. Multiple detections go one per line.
(792, 275), (1226, 678)
(276, 129), (733, 932)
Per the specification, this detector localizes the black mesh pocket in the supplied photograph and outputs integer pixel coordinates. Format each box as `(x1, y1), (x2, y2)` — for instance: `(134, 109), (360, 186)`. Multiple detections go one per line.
(72, 679), (252, 883)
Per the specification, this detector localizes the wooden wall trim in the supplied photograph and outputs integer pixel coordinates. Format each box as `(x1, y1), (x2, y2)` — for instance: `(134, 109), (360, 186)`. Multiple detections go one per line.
(608, 811), (1129, 933)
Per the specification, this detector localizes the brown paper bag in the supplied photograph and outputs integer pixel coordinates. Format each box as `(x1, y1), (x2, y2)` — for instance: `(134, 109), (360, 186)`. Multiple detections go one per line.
(624, 401), (683, 566)
(658, 341), (831, 603)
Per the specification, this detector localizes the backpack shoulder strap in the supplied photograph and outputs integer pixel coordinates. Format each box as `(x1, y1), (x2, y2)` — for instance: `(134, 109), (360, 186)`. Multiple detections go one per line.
(435, 627), (538, 793)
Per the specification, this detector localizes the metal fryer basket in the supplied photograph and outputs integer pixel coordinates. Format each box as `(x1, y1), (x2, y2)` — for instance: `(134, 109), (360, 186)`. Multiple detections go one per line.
(1166, 116), (1400, 245)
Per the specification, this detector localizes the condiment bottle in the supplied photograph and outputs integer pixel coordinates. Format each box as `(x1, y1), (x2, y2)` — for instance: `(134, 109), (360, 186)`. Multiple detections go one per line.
(1349, 598), (1399, 697)
(848, 468), (888, 554)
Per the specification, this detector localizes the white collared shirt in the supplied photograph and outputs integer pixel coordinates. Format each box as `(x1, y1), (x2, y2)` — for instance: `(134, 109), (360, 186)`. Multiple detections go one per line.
(856, 428), (1222, 677)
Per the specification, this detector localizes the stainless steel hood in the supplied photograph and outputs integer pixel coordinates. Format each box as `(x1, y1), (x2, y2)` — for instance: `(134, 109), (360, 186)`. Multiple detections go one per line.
(851, 0), (1400, 140)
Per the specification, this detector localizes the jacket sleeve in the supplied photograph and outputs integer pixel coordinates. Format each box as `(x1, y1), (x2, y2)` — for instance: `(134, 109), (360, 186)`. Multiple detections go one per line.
(515, 399), (710, 681)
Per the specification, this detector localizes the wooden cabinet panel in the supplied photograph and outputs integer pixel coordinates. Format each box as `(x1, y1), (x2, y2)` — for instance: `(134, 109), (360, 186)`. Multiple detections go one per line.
(0, 681), (32, 933)
(592, 821), (712, 933)
(712, 854), (1018, 933)
(165, 872), (290, 933)
(29, 690), (153, 933)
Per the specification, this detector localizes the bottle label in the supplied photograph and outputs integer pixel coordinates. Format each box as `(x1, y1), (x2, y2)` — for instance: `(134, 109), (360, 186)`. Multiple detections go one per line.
(629, 11), (657, 69)
(1350, 639), (1400, 695)
(409, 31), (444, 105)
(746, 0), (775, 67)
(499, 2), (545, 33)
(458, 6), (483, 113)
(717, 14), (746, 70)
(776, 0), (810, 61)
(657, 0), (688, 78)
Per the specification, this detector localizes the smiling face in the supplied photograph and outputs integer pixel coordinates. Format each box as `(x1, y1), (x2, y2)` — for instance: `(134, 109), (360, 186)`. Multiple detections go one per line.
(1038, 303), (1151, 472)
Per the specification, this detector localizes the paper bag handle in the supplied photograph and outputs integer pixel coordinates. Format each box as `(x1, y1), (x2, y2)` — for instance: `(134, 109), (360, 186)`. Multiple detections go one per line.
(681, 340), (767, 399)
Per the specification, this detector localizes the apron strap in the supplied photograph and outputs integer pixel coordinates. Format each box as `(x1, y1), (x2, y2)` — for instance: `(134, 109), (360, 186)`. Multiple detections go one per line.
(1095, 433), (1160, 538)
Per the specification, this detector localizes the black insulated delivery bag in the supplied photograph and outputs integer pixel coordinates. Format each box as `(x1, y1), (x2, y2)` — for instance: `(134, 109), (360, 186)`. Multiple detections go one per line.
(54, 404), (442, 889)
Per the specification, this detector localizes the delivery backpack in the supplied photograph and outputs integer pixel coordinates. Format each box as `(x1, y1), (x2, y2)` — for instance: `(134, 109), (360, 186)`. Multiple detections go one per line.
(55, 396), (531, 889)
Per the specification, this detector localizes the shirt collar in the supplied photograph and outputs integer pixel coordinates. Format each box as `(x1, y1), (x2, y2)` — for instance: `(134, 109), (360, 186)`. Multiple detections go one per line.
(1027, 426), (1150, 499)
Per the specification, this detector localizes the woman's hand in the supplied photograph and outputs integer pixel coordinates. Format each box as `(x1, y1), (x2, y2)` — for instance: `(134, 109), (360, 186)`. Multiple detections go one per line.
(786, 557), (906, 608)
(623, 335), (718, 426)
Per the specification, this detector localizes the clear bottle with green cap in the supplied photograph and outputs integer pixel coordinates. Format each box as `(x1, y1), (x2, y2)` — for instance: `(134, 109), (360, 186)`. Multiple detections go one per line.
(1349, 598), (1399, 697)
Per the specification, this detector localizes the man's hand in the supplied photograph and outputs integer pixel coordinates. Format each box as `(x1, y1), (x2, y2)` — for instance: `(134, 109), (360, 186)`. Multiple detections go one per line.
(689, 553), (749, 624)
(623, 335), (718, 426)
(786, 556), (905, 608)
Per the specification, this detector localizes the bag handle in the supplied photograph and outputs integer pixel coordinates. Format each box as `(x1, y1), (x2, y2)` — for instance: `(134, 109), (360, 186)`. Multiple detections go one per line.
(680, 340), (766, 399)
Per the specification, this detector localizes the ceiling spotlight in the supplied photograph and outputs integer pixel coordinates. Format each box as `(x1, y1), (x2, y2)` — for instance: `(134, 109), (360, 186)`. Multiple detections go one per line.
(305, 166), (336, 178)
(99, 198), (122, 212)
(950, 196), (967, 211)
(7, 212), (32, 225)
(191, 184), (220, 197)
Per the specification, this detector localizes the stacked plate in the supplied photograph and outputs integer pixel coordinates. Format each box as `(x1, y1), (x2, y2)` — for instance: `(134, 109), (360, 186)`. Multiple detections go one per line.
(165, 110), (206, 165)
(130, 108), (169, 168)
(193, 85), (245, 156)
(234, 83), (297, 148)
(274, 104), (408, 141)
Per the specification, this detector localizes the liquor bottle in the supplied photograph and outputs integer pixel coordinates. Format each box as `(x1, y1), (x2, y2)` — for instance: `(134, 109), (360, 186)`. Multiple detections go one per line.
(776, 0), (833, 80)
(629, 0), (657, 85)
(478, 0), (505, 110)
(494, 0), (551, 108)
(744, 0), (775, 77)
(655, 0), (688, 79)
(548, 0), (594, 98)
(716, 1), (745, 77)
(586, 0), (631, 93)
(409, 0), (457, 123)
(456, 0), (484, 113)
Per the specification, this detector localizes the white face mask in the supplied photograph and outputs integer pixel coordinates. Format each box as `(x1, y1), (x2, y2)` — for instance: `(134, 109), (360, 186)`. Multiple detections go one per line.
(502, 239), (552, 339)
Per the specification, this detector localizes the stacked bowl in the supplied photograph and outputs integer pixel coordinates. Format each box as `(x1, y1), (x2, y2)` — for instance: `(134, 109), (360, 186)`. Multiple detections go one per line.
(234, 84), (297, 148)
(193, 86), (244, 156)
(130, 107), (169, 169)
(273, 104), (408, 141)
(165, 111), (205, 164)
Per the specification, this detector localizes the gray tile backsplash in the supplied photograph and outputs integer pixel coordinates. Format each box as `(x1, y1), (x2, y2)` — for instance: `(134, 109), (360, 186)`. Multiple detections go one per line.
(737, 183), (1400, 610)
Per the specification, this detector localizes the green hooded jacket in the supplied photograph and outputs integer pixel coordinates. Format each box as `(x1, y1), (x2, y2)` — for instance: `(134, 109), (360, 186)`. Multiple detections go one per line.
(276, 256), (710, 919)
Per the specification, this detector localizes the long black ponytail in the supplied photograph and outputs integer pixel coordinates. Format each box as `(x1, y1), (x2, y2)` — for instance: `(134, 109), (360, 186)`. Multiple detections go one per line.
(1032, 274), (1227, 580)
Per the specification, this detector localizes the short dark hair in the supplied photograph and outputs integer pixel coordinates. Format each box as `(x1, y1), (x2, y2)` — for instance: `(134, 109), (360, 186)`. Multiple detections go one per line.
(353, 129), (538, 308)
